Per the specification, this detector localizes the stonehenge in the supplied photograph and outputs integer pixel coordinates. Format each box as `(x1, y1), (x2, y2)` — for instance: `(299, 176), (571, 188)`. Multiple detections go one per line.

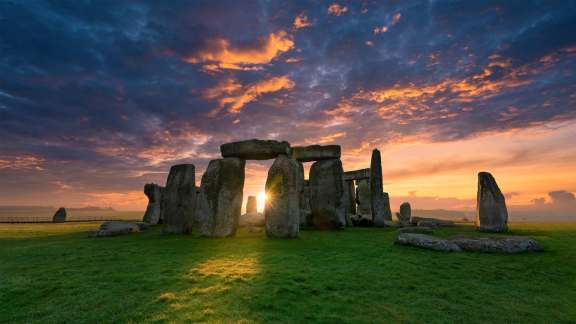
(143, 183), (163, 224)
(397, 202), (411, 226)
(197, 158), (245, 237)
(161, 164), (196, 234)
(52, 207), (67, 223)
(221, 139), (290, 160)
(476, 172), (508, 232)
(370, 149), (392, 226)
(265, 154), (301, 238)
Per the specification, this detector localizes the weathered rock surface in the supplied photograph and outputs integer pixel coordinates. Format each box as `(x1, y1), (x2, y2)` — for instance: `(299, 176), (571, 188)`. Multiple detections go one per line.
(90, 221), (140, 237)
(411, 217), (455, 227)
(291, 145), (341, 162)
(397, 226), (434, 234)
(246, 196), (257, 214)
(345, 180), (357, 216)
(162, 164), (196, 234)
(197, 158), (245, 237)
(371, 149), (391, 226)
(52, 207), (67, 223)
(397, 202), (411, 225)
(351, 214), (373, 227)
(220, 139), (290, 160)
(395, 233), (462, 252)
(451, 236), (542, 253)
(309, 159), (346, 230)
(356, 178), (371, 218)
(240, 212), (265, 227)
(143, 183), (163, 224)
(265, 155), (301, 238)
(476, 172), (508, 232)
(343, 168), (370, 181)
(299, 180), (313, 227)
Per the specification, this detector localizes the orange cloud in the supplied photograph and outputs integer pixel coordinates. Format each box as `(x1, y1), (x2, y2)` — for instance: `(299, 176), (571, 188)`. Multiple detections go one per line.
(204, 76), (295, 115)
(374, 12), (401, 34)
(293, 13), (312, 29)
(307, 132), (347, 144)
(184, 31), (294, 71)
(0, 155), (44, 171)
(328, 3), (348, 16)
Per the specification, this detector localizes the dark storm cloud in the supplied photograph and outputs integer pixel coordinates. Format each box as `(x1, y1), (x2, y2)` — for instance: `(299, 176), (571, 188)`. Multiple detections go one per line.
(0, 0), (575, 205)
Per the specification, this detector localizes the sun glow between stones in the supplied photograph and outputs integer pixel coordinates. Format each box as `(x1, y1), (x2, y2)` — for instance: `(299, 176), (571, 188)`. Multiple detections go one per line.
(257, 192), (267, 212)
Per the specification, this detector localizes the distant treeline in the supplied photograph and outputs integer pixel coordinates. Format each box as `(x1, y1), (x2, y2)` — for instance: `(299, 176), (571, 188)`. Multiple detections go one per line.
(0, 206), (142, 223)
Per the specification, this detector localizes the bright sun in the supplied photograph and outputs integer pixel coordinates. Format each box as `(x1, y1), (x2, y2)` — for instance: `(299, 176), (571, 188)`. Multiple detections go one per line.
(257, 192), (267, 212)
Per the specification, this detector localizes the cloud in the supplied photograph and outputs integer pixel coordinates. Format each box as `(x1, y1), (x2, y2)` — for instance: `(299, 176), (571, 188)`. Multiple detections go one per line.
(184, 31), (294, 71)
(293, 13), (312, 29)
(548, 190), (576, 204)
(204, 76), (295, 115)
(374, 12), (402, 34)
(328, 3), (348, 16)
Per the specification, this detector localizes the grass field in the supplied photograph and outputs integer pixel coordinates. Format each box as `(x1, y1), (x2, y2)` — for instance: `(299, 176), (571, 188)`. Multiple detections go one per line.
(1, 222), (575, 323)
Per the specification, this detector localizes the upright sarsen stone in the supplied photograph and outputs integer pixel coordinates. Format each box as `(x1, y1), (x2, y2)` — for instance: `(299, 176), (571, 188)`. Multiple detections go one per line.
(265, 155), (301, 238)
(345, 180), (357, 215)
(476, 172), (508, 232)
(162, 164), (196, 234)
(370, 149), (390, 226)
(52, 207), (67, 223)
(356, 178), (371, 217)
(398, 202), (411, 225)
(197, 158), (245, 237)
(143, 183), (163, 224)
(309, 159), (346, 229)
(246, 196), (257, 214)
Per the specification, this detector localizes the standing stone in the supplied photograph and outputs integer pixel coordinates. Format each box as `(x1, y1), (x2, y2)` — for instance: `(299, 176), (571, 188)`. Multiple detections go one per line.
(476, 172), (508, 232)
(356, 178), (371, 217)
(309, 159), (346, 230)
(265, 155), (301, 238)
(162, 164), (196, 234)
(52, 207), (67, 223)
(345, 180), (357, 215)
(299, 180), (312, 227)
(143, 183), (163, 224)
(370, 149), (389, 226)
(398, 202), (411, 225)
(383, 192), (393, 222)
(246, 196), (257, 214)
(197, 158), (245, 237)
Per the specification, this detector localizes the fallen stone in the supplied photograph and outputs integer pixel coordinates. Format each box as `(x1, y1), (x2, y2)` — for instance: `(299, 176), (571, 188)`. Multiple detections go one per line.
(397, 226), (434, 234)
(476, 172), (509, 232)
(395, 233), (462, 252)
(52, 207), (67, 223)
(220, 139), (290, 160)
(343, 168), (370, 181)
(291, 145), (341, 162)
(162, 164), (196, 234)
(90, 221), (140, 237)
(240, 212), (265, 227)
(197, 158), (245, 237)
(265, 155), (301, 238)
(143, 183), (163, 224)
(411, 216), (455, 227)
(451, 236), (542, 253)
(309, 159), (346, 230)
(246, 196), (257, 214)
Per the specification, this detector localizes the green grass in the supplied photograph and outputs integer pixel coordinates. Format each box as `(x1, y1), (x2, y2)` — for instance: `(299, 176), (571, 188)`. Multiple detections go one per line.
(0, 223), (575, 323)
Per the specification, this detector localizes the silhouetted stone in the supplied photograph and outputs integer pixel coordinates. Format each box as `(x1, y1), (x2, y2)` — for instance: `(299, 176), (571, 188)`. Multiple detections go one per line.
(476, 172), (508, 232)
(162, 164), (196, 234)
(451, 236), (542, 253)
(90, 221), (140, 237)
(383, 192), (393, 221)
(343, 168), (370, 181)
(220, 139), (290, 160)
(52, 207), (67, 223)
(370, 149), (390, 226)
(344, 180), (356, 225)
(291, 145), (341, 162)
(246, 196), (257, 214)
(395, 233), (461, 252)
(356, 178), (371, 217)
(265, 155), (301, 238)
(351, 214), (373, 227)
(398, 202), (411, 225)
(197, 158), (245, 237)
(309, 159), (346, 229)
(143, 183), (163, 224)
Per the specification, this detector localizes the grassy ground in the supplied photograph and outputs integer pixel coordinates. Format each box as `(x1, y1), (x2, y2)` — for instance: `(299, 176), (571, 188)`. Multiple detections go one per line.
(0, 223), (575, 323)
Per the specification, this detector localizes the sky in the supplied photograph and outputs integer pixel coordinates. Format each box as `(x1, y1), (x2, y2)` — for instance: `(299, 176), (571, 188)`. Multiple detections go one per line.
(0, 0), (575, 218)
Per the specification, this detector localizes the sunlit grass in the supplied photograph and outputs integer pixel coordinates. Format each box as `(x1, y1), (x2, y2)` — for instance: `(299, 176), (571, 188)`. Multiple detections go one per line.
(0, 222), (575, 323)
